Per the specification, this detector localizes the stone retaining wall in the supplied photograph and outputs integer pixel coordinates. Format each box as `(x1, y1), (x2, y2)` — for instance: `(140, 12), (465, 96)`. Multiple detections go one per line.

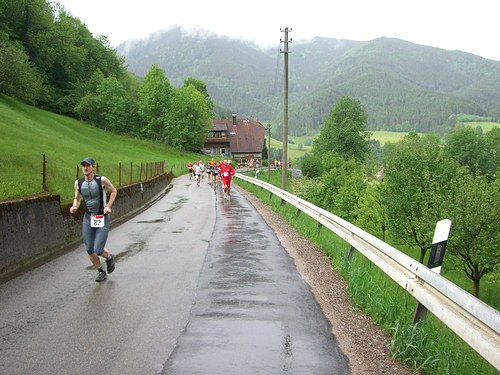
(0, 172), (173, 279)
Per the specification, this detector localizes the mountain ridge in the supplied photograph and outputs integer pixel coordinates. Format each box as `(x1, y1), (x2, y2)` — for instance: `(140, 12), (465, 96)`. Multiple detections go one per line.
(118, 27), (500, 136)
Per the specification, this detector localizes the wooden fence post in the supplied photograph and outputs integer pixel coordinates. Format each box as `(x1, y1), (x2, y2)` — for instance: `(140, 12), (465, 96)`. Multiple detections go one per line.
(41, 154), (48, 192)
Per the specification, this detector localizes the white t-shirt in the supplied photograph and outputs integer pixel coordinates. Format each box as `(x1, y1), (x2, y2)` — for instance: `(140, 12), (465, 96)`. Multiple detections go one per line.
(193, 164), (202, 175)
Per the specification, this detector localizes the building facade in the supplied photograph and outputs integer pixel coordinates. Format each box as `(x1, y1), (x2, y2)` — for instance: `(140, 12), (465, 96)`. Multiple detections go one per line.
(204, 114), (266, 159)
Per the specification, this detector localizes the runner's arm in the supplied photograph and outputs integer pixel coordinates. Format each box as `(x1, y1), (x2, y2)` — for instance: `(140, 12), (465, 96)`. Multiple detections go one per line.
(101, 176), (117, 214)
(70, 180), (81, 214)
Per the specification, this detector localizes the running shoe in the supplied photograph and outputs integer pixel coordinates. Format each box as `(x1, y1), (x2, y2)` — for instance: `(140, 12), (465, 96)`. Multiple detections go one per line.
(106, 254), (115, 274)
(96, 271), (107, 282)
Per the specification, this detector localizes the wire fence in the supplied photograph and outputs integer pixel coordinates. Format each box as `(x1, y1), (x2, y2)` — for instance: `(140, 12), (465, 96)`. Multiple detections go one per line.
(70, 159), (167, 188)
(35, 154), (168, 202)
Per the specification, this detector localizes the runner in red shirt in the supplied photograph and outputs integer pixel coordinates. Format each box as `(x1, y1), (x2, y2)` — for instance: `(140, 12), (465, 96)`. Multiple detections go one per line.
(219, 159), (236, 198)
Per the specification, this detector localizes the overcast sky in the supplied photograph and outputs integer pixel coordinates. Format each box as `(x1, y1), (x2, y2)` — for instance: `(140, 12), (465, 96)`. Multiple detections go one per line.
(53, 0), (500, 61)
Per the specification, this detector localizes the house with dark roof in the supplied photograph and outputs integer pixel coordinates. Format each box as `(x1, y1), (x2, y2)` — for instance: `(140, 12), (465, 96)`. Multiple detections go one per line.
(203, 114), (266, 159)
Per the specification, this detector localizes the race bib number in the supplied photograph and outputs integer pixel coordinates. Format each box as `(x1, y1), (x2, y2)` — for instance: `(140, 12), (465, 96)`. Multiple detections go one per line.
(223, 172), (229, 177)
(90, 215), (105, 228)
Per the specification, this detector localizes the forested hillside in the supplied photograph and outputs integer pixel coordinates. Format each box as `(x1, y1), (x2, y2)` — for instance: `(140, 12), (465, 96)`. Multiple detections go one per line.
(0, 1), (214, 152)
(2, 1), (499, 139)
(119, 28), (500, 136)
(0, 0), (127, 114)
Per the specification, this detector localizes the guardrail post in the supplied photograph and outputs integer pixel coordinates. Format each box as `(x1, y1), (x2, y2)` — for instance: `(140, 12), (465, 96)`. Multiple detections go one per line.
(413, 219), (452, 324)
(347, 245), (357, 262)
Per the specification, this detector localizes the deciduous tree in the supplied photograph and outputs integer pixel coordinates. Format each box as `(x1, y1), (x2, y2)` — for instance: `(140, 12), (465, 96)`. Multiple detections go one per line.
(444, 126), (496, 179)
(93, 76), (128, 132)
(183, 76), (214, 115)
(0, 40), (43, 102)
(313, 96), (370, 162)
(137, 64), (173, 141)
(444, 173), (499, 297)
(382, 132), (458, 263)
(354, 182), (387, 241)
(164, 85), (212, 151)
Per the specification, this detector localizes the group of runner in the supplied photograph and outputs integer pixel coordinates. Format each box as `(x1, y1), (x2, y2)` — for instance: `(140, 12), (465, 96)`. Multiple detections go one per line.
(187, 158), (235, 196)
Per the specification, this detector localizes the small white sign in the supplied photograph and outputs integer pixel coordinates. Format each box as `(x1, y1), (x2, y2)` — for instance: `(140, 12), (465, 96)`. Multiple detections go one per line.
(432, 219), (452, 244)
(90, 215), (105, 228)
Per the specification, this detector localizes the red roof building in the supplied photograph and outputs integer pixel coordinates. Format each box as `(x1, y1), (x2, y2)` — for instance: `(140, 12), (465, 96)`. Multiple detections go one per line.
(204, 114), (266, 159)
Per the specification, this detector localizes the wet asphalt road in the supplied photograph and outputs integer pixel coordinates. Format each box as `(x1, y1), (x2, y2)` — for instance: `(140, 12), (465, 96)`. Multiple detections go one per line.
(0, 174), (349, 375)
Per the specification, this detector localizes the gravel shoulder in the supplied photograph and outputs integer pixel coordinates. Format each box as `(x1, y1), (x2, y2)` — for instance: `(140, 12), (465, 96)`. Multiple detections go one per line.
(237, 187), (417, 375)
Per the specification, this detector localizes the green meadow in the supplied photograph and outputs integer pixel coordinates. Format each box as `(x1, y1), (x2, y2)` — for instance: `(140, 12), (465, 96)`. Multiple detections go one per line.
(464, 121), (499, 132)
(369, 130), (417, 145)
(271, 131), (413, 162)
(0, 95), (199, 202)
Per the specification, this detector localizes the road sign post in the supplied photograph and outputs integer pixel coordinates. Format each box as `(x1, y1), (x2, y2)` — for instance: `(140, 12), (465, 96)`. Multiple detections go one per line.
(413, 219), (452, 324)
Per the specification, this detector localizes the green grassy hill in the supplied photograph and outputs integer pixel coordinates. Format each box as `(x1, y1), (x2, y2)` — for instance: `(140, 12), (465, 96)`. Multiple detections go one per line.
(0, 95), (199, 202)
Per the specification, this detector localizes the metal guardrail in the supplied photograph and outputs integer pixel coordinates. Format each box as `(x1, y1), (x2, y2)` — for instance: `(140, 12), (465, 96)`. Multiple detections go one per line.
(235, 173), (500, 371)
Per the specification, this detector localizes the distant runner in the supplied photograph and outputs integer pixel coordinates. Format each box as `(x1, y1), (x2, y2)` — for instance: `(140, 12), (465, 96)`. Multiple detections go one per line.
(207, 159), (216, 184)
(219, 159), (235, 200)
(212, 162), (220, 191)
(193, 161), (203, 186)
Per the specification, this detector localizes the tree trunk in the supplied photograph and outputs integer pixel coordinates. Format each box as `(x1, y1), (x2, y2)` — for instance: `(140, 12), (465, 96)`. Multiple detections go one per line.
(419, 248), (425, 263)
(472, 278), (480, 298)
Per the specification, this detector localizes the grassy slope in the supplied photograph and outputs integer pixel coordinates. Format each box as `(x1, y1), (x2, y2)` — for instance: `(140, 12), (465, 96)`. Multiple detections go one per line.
(269, 138), (312, 162)
(0, 95), (200, 202)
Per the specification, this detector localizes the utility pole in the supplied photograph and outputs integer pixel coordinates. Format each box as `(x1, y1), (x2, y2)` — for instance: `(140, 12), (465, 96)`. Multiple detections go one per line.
(280, 27), (291, 191)
(267, 123), (271, 181)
